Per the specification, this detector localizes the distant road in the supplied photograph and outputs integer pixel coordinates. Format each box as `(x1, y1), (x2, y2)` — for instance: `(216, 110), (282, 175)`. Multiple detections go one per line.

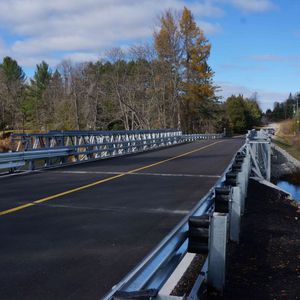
(0, 137), (244, 300)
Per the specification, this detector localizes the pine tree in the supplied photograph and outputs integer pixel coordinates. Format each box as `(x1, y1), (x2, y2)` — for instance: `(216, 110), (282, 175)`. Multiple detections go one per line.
(0, 56), (26, 131)
(26, 61), (52, 129)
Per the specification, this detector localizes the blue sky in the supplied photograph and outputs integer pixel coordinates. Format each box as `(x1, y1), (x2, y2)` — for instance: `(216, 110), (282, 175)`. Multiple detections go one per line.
(0, 0), (299, 111)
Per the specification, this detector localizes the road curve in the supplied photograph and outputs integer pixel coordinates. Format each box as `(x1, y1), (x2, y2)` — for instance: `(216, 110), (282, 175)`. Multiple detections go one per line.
(0, 137), (244, 300)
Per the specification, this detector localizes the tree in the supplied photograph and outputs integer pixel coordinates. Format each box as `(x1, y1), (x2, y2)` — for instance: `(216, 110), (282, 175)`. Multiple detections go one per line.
(154, 7), (217, 132)
(0, 56), (26, 131)
(179, 7), (217, 132)
(26, 61), (52, 129)
(244, 99), (262, 128)
(154, 9), (182, 129)
(225, 94), (262, 133)
(43, 69), (73, 130)
(226, 95), (247, 133)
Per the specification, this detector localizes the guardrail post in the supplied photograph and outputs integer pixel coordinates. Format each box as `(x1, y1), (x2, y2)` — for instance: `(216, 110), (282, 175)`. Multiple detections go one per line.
(207, 212), (228, 294)
(266, 141), (271, 181)
(230, 186), (241, 243)
(237, 172), (246, 214)
(28, 160), (35, 171)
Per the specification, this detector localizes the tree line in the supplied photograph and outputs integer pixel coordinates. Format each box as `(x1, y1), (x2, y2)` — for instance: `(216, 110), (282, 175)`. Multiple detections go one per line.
(0, 7), (262, 134)
(266, 93), (300, 122)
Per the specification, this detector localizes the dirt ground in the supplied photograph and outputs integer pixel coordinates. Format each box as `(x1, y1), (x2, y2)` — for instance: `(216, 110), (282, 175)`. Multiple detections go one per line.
(171, 178), (300, 299)
(222, 179), (300, 299)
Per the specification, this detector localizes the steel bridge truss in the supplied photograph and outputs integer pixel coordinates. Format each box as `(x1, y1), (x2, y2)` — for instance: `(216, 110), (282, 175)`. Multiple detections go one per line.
(1, 130), (224, 172)
(246, 129), (271, 181)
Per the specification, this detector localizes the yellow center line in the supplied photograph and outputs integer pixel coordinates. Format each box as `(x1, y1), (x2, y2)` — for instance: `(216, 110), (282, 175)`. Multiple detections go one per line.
(0, 140), (224, 216)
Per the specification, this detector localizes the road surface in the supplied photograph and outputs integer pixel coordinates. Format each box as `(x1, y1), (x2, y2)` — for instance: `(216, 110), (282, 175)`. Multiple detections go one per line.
(0, 137), (244, 300)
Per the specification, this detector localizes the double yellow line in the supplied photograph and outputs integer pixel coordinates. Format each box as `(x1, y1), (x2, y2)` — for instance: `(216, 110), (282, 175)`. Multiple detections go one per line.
(0, 140), (224, 216)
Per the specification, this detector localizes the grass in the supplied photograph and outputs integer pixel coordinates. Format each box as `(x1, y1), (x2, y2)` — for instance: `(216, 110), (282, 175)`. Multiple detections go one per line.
(273, 120), (300, 161)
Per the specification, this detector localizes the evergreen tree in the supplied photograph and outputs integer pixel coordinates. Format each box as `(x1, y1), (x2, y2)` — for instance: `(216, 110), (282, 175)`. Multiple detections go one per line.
(225, 94), (262, 133)
(226, 95), (247, 133)
(26, 61), (52, 129)
(0, 56), (26, 131)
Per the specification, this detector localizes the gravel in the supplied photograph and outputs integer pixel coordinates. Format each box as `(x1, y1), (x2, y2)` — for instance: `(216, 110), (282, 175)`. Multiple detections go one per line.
(220, 178), (300, 299)
(271, 143), (300, 178)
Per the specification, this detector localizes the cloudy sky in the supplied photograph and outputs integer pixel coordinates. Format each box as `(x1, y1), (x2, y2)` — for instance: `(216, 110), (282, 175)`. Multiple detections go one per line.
(0, 0), (299, 111)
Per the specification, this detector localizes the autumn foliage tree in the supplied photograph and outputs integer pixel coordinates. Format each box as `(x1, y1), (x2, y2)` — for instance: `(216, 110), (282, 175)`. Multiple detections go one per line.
(180, 7), (217, 132)
(154, 10), (182, 129)
(155, 7), (217, 132)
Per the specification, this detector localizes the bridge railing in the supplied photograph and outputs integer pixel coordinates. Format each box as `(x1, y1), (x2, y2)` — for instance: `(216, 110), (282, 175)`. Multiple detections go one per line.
(102, 143), (250, 300)
(182, 133), (224, 141)
(103, 129), (272, 299)
(246, 129), (271, 180)
(0, 130), (224, 172)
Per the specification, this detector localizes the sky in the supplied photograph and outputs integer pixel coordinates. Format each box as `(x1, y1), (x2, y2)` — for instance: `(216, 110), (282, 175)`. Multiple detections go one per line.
(0, 0), (299, 111)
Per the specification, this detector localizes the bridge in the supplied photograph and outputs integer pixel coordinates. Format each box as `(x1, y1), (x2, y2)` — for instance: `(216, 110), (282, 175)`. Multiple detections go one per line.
(0, 130), (271, 299)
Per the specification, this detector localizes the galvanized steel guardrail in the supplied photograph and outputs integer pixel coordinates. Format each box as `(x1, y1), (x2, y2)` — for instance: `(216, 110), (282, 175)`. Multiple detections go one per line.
(0, 130), (224, 172)
(102, 129), (271, 300)
(0, 148), (70, 170)
(102, 144), (249, 300)
(182, 133), (224, 142)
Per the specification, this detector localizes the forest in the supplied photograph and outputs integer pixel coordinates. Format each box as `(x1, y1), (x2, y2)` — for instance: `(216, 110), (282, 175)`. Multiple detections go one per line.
(266, 93), (300, 122)
(0, 7), (262, 134)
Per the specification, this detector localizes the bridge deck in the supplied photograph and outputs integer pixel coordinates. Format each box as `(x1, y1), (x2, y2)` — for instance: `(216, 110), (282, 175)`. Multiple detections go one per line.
(0, 138), (243, 300)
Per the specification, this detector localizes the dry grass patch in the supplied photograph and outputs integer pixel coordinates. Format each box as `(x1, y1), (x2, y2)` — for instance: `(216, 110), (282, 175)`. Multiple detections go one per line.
(0, 138), (12, 152)
(273, 120), (300, 161)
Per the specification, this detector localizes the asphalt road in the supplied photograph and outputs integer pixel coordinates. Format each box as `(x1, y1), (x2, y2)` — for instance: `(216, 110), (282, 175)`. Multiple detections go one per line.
(0, 137), (244, 300)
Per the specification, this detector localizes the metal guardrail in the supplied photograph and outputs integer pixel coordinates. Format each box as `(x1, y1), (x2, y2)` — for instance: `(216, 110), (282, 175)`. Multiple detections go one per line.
(0, 148), (70, 170)
(102, 143), (248, 299)
(0, 130), (224, 172)
(182, 133), (224, 141)
(103, 129), (271, 299)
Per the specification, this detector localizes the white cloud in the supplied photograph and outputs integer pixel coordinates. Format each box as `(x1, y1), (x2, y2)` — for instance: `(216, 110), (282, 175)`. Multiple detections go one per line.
(0, 0), (225, 68)
(217, 81), (289, 111)
(198, 21), (223, 35)
(0, 0), (278, 68)
(17, 56), (61, 69)
(189, 1), (225, 17)
(64, 52), (99, 63)
(220, 0), (276, 12)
